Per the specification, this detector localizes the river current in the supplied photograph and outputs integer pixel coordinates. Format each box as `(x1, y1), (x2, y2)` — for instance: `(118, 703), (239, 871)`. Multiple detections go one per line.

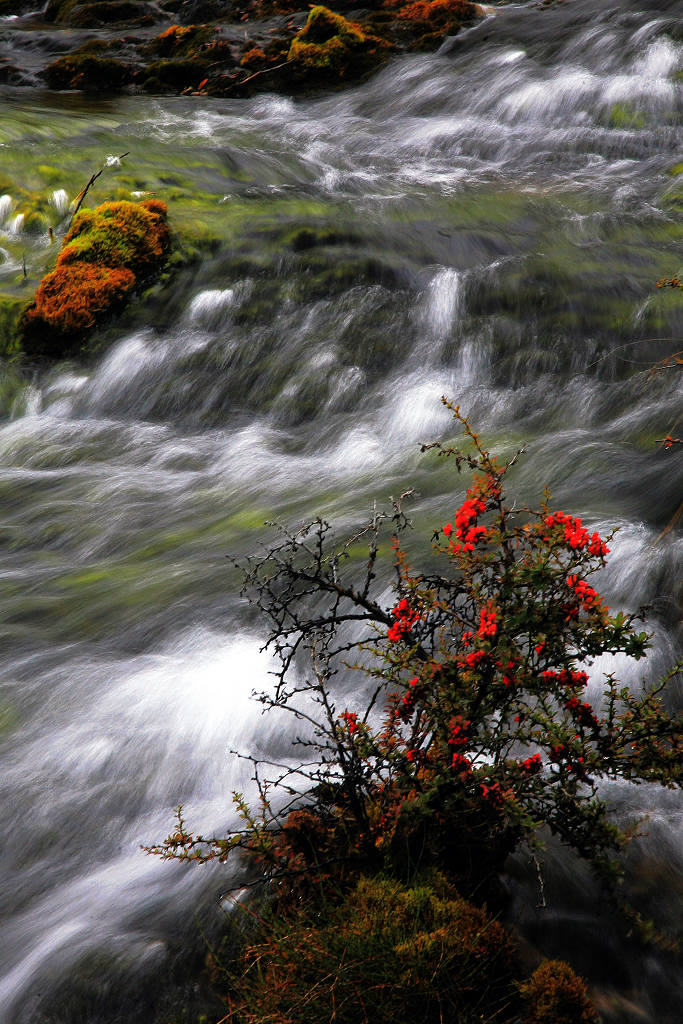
(0, 0), (681, 1021)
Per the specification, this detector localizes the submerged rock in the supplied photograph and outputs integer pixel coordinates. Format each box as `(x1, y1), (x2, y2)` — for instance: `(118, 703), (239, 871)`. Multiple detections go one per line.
(20, 199), (170, 359)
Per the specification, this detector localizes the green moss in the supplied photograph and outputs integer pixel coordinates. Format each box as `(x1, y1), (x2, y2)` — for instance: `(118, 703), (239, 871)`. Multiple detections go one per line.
(22, 211), (49, 236)
(45, 0), (154, 26)
(0, 360), (29, 416)
(141, 57), (216, 94)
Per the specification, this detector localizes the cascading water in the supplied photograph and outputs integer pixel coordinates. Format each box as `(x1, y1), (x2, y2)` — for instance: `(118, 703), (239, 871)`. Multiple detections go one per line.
(0, 0), (681, 1020)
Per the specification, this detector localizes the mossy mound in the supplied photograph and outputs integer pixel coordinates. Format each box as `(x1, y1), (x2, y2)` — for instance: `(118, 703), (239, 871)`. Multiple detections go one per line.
(20, 199), (170, 359)
(43, 54), (132, 92)
(228, 873), (518, 1024)
(287, 6), (393, 83)
(518, 960), (599, 1024)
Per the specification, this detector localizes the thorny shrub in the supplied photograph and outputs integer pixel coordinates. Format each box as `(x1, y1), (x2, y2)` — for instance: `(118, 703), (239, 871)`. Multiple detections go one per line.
(149, 401), (682, 934)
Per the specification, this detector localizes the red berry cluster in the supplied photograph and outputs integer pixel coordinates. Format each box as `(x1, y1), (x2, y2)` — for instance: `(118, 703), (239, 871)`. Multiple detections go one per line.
(399, 675), (423, 721)
(340, 710), (359, 734)
(478, 603), (498, 639)
(448, 716), (472, 773)
(502, 659), (518, 687)
(443, 482), (492, 553)
(520, 753), (542, 773)
(387, 598), (419, 643)
(544, 512), (609, 556)
(566, 575), (599, 610)
(481, 781), (504, 805)
(542, 668), (588, 690)
(565, 696), (602, 732)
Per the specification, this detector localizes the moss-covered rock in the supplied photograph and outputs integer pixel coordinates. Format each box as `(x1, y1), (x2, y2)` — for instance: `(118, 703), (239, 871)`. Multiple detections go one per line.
(20, 198), (170, 359)
(287, 6), (393, 83)
(43, 54), (132, 92)
(227, 873), (518, 1024)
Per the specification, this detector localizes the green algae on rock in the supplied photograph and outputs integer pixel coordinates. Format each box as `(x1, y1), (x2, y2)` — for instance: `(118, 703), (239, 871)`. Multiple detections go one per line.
(20, 199), (170, 360)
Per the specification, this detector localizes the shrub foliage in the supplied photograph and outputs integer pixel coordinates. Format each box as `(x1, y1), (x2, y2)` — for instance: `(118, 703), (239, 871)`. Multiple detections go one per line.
(150, 401), (681, 1018)
(152, 402), (681, 899)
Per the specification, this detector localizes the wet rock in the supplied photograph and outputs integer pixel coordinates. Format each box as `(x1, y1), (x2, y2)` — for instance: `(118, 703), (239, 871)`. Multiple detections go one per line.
(43, 53), (132, 90)
(4, 1), (481, 96)
(44, 1), (160, 27)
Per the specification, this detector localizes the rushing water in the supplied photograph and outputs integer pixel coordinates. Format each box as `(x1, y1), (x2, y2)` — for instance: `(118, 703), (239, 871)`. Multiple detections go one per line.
(0, 1), (682, 1021)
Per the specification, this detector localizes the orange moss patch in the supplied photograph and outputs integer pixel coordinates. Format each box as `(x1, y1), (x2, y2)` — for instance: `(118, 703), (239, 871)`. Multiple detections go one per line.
(24, 264), (136, 336)
(240, 46), (268, 69)
(384, 0), (477, 45)
(392, 0), (473, 20)
(21, 199), (170, 357)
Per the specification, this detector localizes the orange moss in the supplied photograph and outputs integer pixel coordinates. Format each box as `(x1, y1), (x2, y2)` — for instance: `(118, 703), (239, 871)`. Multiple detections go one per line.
(392, 0), (473, 20)
(519, 960), (599, 1024)
(21, 199), (170, 356)
(383, 0), (476, 45)
(23, 263), (135, 336)
(146, 23), (215, 58)
(240, 46), (267, 69)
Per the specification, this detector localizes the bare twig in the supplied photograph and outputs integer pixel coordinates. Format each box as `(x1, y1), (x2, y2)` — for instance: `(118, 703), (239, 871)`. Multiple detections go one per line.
(69, 151), (130, 226)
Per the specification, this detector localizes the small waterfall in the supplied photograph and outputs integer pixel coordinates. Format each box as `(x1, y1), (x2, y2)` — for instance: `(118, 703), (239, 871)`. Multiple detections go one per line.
(0, 195), (13, 226)
(48, 188), (70, 219)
